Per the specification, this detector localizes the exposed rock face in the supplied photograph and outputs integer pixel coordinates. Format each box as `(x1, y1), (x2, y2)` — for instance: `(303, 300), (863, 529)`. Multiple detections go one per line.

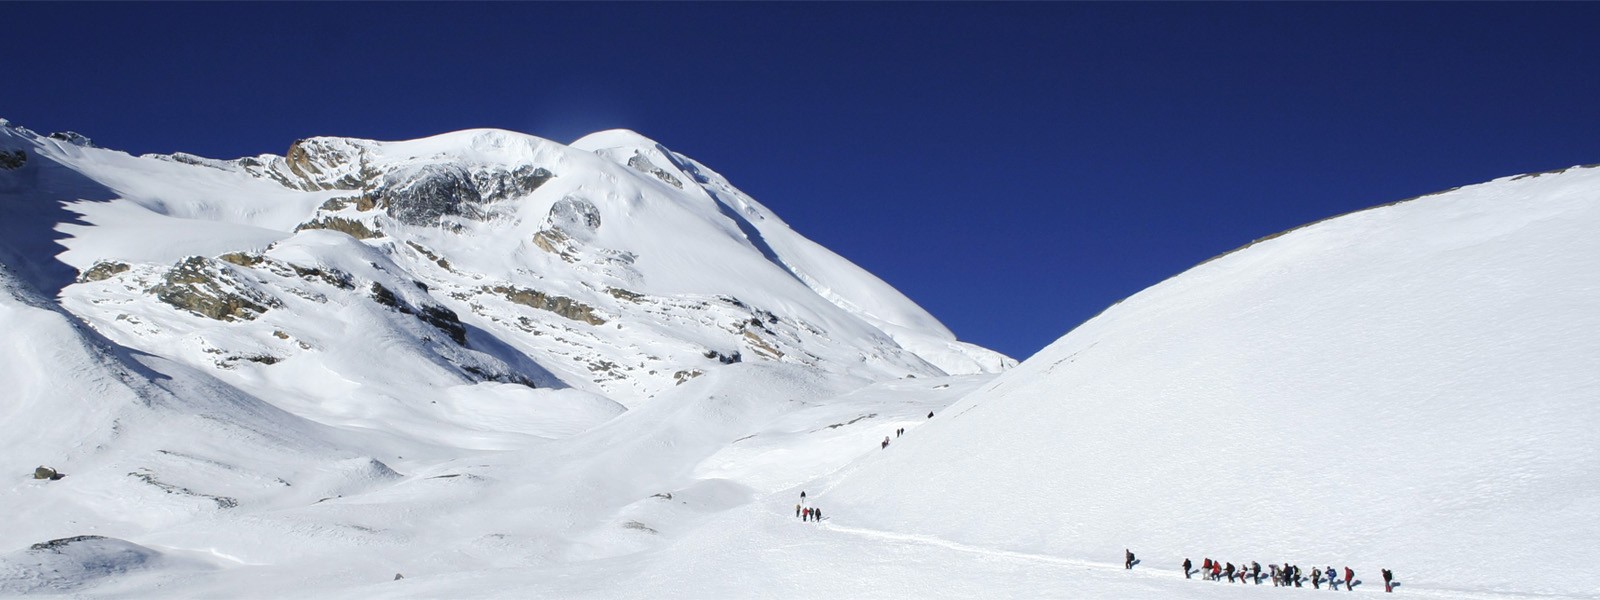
(548, 196), (601, 233)
(472, 164), (553, 203)
(627, 152), (683, 189)
(285, 138), (369, 191)
(151, 257), (278, 322)
(33, 466), (61, 480)
(30, 535), (107, 552)
(703, 349), (742, 364)
(296, 216), (382, 239)
(0, 149), (25, 170)
(369, 283), (468, 345)
(47, 131), (95, 147)
(532, 196), (602, 261)
(486, 284), (606, 325)
(364, 164), (554, 227)
(77, 261), (130, 283)
(367, 164), (482, 226)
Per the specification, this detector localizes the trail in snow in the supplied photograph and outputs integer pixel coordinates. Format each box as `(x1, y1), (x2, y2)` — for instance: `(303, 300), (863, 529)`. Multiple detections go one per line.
(815, 520), (1596, 600)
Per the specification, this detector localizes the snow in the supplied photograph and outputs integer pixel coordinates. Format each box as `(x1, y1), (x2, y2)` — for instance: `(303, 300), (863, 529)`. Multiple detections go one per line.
(814, 166), (1600, 597)
(3, 115), (1596, 598)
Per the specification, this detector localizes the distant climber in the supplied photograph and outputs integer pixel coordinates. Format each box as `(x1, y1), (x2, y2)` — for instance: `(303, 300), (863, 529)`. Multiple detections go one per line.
(1327, 565), (1337, 590)
(1125, 549), (1134, 569)
(1269, 564), (1280, 587)
(803, 507), (811, 521)
(1344, 567), (1354, 591)
(801, 490), (806, 501)
(1182, 557), (1192, 579)
(813, 507), (821, 521)
(1382, 568), (1393, 593)
(1251, 561), (1261, 584)
(795, 504), (802, 518)
(882, 436), (890, 449)
(928, 411), (934, 418)
(1211, 560), (1220, 581)
(1224, 562), (1235, 583)
(1312, 567), (1323, 589)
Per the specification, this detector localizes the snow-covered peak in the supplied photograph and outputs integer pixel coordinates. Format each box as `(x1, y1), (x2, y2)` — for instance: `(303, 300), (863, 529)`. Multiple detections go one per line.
(569, 128), (667, 153)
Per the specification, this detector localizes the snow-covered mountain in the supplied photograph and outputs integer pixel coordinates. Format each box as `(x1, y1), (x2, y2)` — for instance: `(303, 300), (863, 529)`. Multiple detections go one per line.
(4, 115), (1595, 599)
(0, 119), (1008, 412)
(0, 118), (1010, 595)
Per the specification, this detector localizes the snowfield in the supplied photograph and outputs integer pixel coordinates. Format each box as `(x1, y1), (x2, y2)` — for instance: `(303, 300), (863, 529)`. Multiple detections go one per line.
(2, 117), (1596, 598)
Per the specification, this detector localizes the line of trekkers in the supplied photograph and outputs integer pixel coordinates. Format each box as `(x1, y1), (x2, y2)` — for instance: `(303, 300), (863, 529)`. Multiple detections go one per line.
(795, 490), (823, 522)
(1173, 555), (1396, 593)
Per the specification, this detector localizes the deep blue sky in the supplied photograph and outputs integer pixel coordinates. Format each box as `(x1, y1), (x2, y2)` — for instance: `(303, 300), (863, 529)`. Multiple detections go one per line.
(6, 3), (1599, 360)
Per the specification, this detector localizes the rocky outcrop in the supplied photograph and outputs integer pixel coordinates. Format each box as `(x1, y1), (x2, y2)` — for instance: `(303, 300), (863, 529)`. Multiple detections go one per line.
(296, 216), (382, 239)
(359, 163), (555, 227)
(151, 257), (278, 322)
(0, 149), (25, 170)
(285, 138), (369, 191)
(33, 466), (64, 480)
(366, 164), (482, 226)
(369, 283), (468, 345)
(405, 241), (453, 271)
(627, 152), (683, 189)
(30, 535), (107, 552)
(486, 285), (606, 325)
(77, 260), (130, 283)
(703, 349), (742, 364)
(532, 196), (603, 261)
(47, 131), (95, 147)
(472, 164), (553, 203)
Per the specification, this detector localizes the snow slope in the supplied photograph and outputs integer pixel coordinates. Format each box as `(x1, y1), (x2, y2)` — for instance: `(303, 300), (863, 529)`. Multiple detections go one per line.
(6, 114), (1594, 599)
(813, 165), (1600, 597)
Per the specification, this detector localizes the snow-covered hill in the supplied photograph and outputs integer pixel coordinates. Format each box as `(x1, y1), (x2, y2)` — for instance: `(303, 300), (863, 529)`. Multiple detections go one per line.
(806, 164), (1600, 597)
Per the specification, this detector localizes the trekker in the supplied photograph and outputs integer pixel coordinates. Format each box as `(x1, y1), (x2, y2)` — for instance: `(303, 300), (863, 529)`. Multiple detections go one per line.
(1344, 567), (1354, 591)
(813, 507), (822, 521)
(1125, 549), (1135, 570)
(801, 490), (806, 501)
(803, 507), (811, 521)
(1312, 567), (1322, 589)
(1224, 562), (1235, 583)
(1293, 564), (1303, 587)
(1382, 568), (1393, 593)
(928, 411), (934, 418)
(795, 504), (802, 518)
(1327, 565), (1337, 591)
(1182, 558), (1192, 579)
(1251, 561), (1261, 584)
(1269, 564), (1280, 587)
(1211, 561), (1221, 581)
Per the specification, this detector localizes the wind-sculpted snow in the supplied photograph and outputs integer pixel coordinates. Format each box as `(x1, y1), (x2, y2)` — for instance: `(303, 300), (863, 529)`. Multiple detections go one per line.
(818, 165), (1600, 597)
